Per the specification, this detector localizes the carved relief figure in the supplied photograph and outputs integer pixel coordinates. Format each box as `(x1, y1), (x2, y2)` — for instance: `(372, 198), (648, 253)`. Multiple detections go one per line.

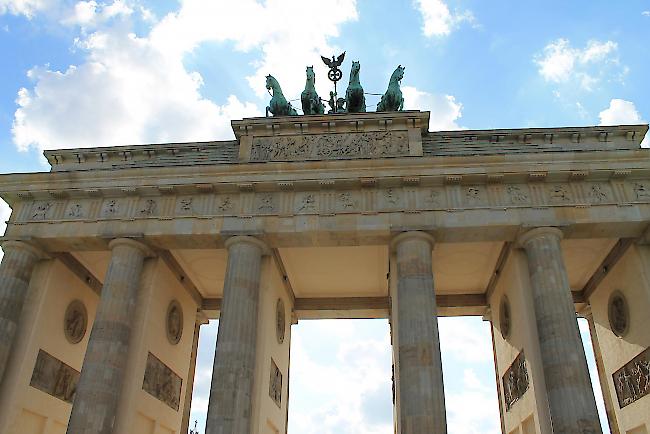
(53, 366), (75, 402)
(103, 199), (119, 216)
(180, 198), (193, 212)
(298, 194), (316, 212)
(465, 187), (481, 204)
(218, 196), (233, 212)
(250, 131), (408, 162)
(507, 185), (528, 204)
(30, 350), (80, 404)
(142, 352), (182, 410)
(502, 351), (529, 411)
(258, 195), (275, 212)
(269, 359), (283, 407)
(338, 192), (356, 209)
(32, 202), (52, 220)
(634, 183), (650, 200)
(550, 185), (571, 202)
(64, 300), (88, 344)
(426, 189), (441, 206)
(67, 203), (83, 218)
(140, 199), (157, 216)
(608, 293), (628, 336)
(385, 188), (400, 206)
(588, 184), (608, 203)
(166, 300), (183, 345)
(613, 347), (650, 407)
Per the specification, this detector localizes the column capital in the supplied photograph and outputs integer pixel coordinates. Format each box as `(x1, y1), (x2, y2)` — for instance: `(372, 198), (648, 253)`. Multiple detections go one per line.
(516, 227), (563, 248)
(108, 238), (156, 258)
(224, 235), (271, 256)
(390, 231), (435, 252)
(0, 240), (48, 259)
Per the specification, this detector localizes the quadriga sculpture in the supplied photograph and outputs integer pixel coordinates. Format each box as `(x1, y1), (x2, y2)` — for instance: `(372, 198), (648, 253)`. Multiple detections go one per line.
(265, 75), (298, 117)
(377, 65), (405, 112)
(301, 66), (325, 115)
(345, 61), (366, 113)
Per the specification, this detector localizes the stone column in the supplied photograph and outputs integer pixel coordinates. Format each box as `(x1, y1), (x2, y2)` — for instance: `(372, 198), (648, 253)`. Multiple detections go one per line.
(391, 231), (447, 434)
(517, 227), (602, 434)
(66, 238), (154, 434)
(0, 240), (46, 384)
(206, 236), (269, 434)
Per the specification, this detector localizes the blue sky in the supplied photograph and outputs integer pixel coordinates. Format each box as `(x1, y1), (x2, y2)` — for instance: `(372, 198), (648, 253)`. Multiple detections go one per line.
(1, 0), (649, 432)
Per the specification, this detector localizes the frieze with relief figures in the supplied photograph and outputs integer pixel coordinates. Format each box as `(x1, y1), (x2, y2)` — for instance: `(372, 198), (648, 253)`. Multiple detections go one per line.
(250, 131), (408, 162)
(14, 179), (650, 223)
(613, 347), (650, 408)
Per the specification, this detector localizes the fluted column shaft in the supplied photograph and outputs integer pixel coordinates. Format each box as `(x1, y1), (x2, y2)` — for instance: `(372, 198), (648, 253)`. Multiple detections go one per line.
(392, 232), (447, 434)
(206, 236), (269, 434)
(67, 238), (153, 434)
(518, 228), (602, 434)
(0, 241), (45, 384)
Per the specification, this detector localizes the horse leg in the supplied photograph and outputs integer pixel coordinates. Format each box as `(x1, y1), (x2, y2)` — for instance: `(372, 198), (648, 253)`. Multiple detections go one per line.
(266, 106), (271, 117)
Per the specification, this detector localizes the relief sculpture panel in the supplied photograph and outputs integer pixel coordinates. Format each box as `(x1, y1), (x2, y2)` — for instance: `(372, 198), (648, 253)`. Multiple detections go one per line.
(613, 347), (650, 408)
(30, 349), (80, 403)
(142, 352), (183, 411)
(502, 351), (529, 411)
(250, 131), (409, 162)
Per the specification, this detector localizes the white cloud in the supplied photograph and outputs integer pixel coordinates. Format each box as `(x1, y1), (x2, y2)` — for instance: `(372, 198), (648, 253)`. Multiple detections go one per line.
(535, 39), (622, 90)
(0, 199), (11, 261)
(12, 25), (262, 150)
(642, 11), (650, 17)
(0, 0), (55, 18)
(11, 0), (359, 150)
(446, 369), (500, 434)
(599, 99), (643, 125)
(150, 0), (358, 99)
(598, 99), (648, 147)
(402, 85), (463, 131)
(62, 0), (133, 27)
(413, 0), (474, 37)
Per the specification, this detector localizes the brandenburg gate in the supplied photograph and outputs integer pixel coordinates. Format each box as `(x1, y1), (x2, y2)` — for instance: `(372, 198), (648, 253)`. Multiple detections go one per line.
(0, 110), (649, 434)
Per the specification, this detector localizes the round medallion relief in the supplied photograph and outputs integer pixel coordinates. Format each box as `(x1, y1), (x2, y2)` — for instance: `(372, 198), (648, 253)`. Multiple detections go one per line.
(608, 290), (629, 337)
(64, 300), (88, 344)
(166, 300), (183, 345)
(276, 299), (286, 344)
(499, 296), (511, 340)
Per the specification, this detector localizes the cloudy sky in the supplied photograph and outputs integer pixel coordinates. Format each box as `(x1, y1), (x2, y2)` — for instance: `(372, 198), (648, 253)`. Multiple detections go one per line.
(1, 0), (649, 432)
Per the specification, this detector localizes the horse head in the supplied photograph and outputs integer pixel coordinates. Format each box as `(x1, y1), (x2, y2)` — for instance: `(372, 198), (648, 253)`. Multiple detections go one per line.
(391, 65), (405, 84)
(350, 61), (361, 82)
(266, 75), (279, 94)
(305, 66), (315, 82)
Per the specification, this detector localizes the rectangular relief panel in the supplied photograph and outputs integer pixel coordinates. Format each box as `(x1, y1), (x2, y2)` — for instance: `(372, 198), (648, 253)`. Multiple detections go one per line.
(269, 358), (283, 408)
(613, 347), (650, 408)
(29, 349), (80, 404)
(250, 131), (409, 162)
(503, 351), (530, 411)
(142, 352), (183, 411)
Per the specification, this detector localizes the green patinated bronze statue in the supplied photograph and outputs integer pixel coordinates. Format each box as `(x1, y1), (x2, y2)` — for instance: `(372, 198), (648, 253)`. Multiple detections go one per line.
(377, 65), (405, 112)
(345, 61), (366, 113)
(301, 66), (325, 115)
(266, 75), (298, 117)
